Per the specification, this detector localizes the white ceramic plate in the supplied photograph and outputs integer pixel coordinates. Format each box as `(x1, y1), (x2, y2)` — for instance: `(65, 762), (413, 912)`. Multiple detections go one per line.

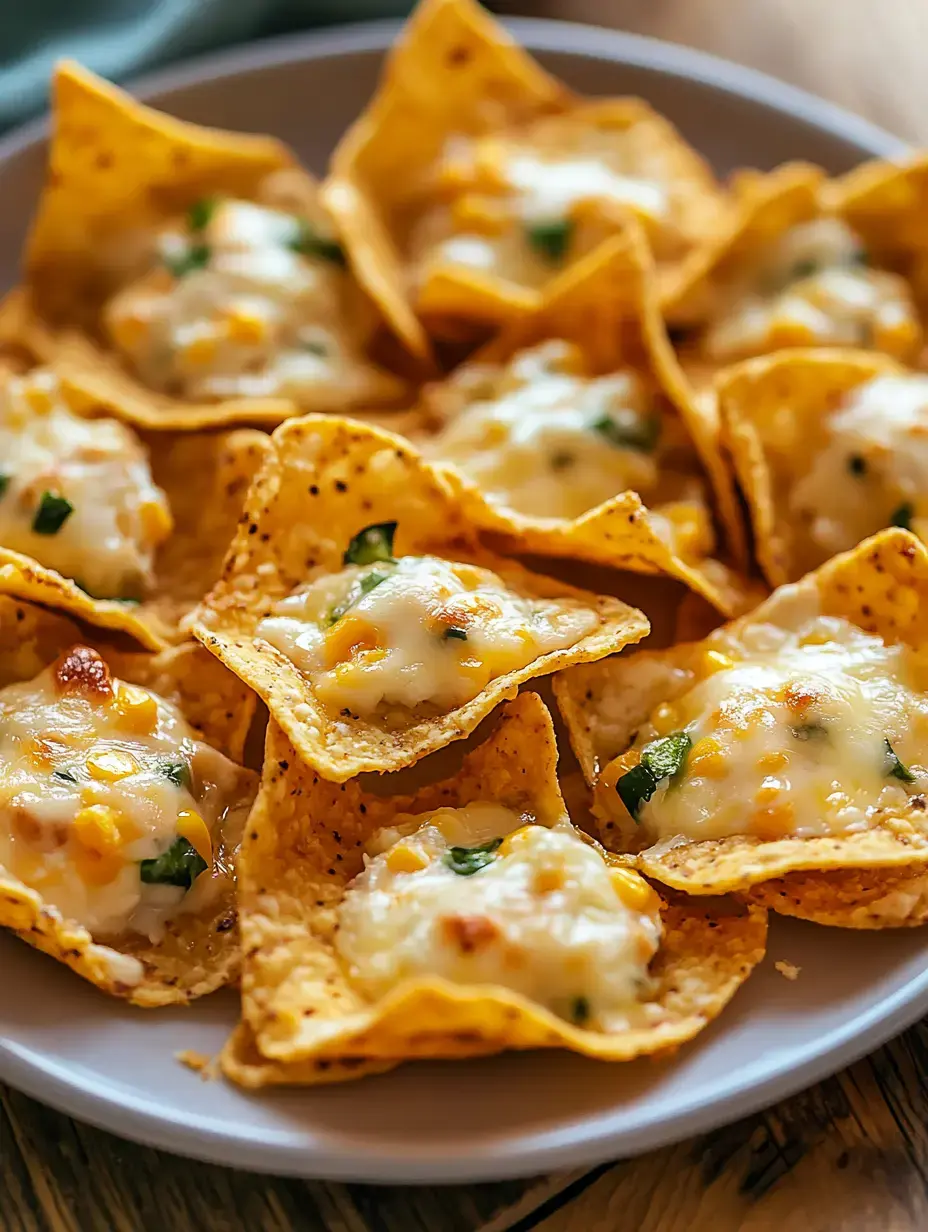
(0, 18), (923, 1185)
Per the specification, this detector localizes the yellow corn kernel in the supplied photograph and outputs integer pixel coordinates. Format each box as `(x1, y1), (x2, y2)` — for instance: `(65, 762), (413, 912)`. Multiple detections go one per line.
(533, 866), (564, 894)
(325, 614), (381, 667)
(480, 419), (509, 447)
(175, 809), (212, 865)
(798, 628), (835, 647)
(73, 804), (123, 855)
(599, 751), (639, 795)
(386, 843), (429, 874)
(874, 314), (920, 360)
(86, 748), (139, 782)
(758, 750), (790, 772)
(113, 683), (158, 733)
(767, 316), (817, 349)
(449, 564), (486, 590)
(73, 846), (124, 886)
(498, 824), (535, 855)
(751, 800), (796, 840)
(609, 866), (658, 913)
(700, 649), (735, 676)
(688, 736), (727, 778)
(182, 335), (218, 367)
(139, 497), (173, 543)
(650, 702), (681, 737)
(450, 193), (509, 235)
(754, 783), (783, 808)
(23, 381), (54, 415)
(108, 311), (148, 354)
(224, 306), (268, 345)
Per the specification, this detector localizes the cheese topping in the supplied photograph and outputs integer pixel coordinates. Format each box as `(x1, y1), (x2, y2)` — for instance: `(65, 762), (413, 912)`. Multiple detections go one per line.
(702, 219), (918, 361)
(425, 340), (662, 519)
(0, 646), (253, 940)
(336, 805), (663, 1031)
(104, 189), (379, 404)
(788, 374), (928, 568)
(257, 552), (598, 715)
(609, 601), (928, 843)
(0, 369), (171, 598)
(407, 116), (673, 292)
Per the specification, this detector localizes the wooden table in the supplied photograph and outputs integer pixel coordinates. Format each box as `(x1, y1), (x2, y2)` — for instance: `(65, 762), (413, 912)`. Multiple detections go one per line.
(4, 3), (928, 1230)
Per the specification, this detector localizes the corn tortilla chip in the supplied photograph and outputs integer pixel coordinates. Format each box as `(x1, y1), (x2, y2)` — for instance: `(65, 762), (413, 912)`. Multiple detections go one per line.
(192, 414), (649, 780)
(0, 597), (257, 1004)
(747, 865), (928, 929)
(554, 530), (928, 912)
(228, 694), (766, 1081)
(717, 348), (905, 588)
(12, 62), (406, 430)
(221, 1022), (397, 1088)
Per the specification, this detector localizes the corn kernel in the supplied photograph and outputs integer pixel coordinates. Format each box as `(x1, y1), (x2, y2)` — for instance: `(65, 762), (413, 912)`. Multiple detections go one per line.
(113, 684), (158, 734)
(651, 702), (681, 737)
(758, 750), (790, 772)
(73, 846), (124, 886)
(499, 824), (535, 854)
(688, 736), (727, 778)
(701, 649), (735, 676)
(754, 783), (784, 807)
(23, 381), (54, 415)
(86, 748), (139, 782)
(73, 804), (123, 855)
(450, 193), (509, 235)
(139, 497), (173, 544)
(182, 335), (218, 367)
(533, 866), (564, 894)
(750, 800), (796, 839)
(609, 866), (658, 913)
(767, 316), (817, 349)
(175, 809), (212, 865)
(874, 315), (919, 360)
(108, 311), (148, 354)
(224, 306), (268, 345)
(325, 615), (381, 667)
(386, 843), (428, 874)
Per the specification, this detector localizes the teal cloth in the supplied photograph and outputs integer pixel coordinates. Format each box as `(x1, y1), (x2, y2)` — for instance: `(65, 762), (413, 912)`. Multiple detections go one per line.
(0, 0), (411, 130)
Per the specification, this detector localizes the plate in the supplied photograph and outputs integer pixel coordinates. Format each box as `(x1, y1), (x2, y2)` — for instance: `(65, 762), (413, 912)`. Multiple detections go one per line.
(0, 17), (923, 1185)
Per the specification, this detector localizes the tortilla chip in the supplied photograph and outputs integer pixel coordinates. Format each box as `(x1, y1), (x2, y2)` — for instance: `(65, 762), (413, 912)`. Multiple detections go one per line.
(0, 596), (258, 1004)
(191, 414), (649, 780)
(554, 529), (928, 909)
(227, 693), (766, 1082)
(717, 348), (904, 587)
(420, 227), (749, 604)
(10, 62), (406, 430)
(747, 865), (928, 928)
(221, 1022), (397, 1088)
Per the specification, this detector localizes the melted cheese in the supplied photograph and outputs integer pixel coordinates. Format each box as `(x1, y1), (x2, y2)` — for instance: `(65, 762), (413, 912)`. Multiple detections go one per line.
(104, 195), (377, 404)
(336, 806), (663, 1031)
(789, 374), (928, 565)
(0, 369), (171, 598)
(256, 554), (598, 715)
(0, 648), (252, 940)
(425, 341), (660, 519)
(614, 603), (928, 843)
(702, 219), (918, 361)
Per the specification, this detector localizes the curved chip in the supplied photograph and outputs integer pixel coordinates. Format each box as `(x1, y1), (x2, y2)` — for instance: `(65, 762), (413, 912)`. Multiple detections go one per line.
(8, 62), (407, 430)
(225, 693), (766, 1083)
(191, 414), (649, 780)
(717, 347), (908, 587)
(0, 594), (258, 1005)
(554, 529), (928, 922)
(746, 865), (928, 929)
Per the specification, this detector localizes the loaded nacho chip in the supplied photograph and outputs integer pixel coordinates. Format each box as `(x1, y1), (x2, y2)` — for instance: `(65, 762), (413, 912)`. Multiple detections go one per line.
(715, 348), (928, 587)
(192, 415), (649, 780)
(8, 61), (406, 430)
(225, 693), (766, 1083)
(0, 598), (257, 1004)
(663, 163), (921, 381)
(554, 530), (928, 925)
(419, 228), (749, 606)
(323, 0), (727, 350)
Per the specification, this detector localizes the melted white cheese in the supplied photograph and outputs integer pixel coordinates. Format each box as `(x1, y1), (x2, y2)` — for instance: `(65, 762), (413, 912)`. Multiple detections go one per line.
(0, 369), (171, 598)
(336, 807), (663, 1031)
(702, 219), (918, 361)
(257, 554), (598, 715)
(0, 649), (252, 940)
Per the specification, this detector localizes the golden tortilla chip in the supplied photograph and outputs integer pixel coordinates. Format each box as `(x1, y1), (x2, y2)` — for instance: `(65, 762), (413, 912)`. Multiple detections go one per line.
(0, 597), (258, 1005)
(192, 414), (649, 780)
(717, 347), (905, 587)
(10, 62), (406, 430)
(419, 227), (749, 607)
(746, 865), (928, 929)
(554, 529), (928, 912)
(225, 693), (766, 1082)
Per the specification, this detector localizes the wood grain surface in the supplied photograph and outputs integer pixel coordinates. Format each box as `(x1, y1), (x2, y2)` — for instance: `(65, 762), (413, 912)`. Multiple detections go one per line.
(3, 3), (926, 1230)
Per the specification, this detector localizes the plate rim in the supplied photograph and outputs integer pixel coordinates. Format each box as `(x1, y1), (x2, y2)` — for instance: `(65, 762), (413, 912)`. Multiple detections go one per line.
(0, 15), (919, 1184)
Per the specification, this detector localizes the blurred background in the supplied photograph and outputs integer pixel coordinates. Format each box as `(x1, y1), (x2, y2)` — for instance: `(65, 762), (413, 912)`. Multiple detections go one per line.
(1, 0), (923, 141)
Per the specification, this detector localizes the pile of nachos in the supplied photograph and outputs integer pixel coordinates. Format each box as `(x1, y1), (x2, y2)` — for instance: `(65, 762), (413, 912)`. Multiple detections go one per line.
(5, 0), (928, 1088)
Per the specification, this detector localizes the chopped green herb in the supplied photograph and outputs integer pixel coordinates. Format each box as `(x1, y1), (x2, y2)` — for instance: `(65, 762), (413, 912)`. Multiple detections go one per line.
(0, 474), (9, 497)
(848, 454), (867, 476)
(884, 737), (917, 783)
(302, 339), (329, 357)
(443, 625), (468, 641)
(891, 502), (914, 530)
(444, 838), (502, 876)
(343, 521), (398, 566)
(328, 566), (394, 624)
(591, 412), (661, 454)
(616, 731), (692, 820)
(32, 491), (73, 535)
(790, 721), (828, 742)
(525, 217), (573, 262)
(52, 768), (76, 783)
(187, 197), (217, 231)
(118, 596), (142, 605)
(789, 257), (820, 282)
(158, 757), (192, 790)
(287, 219), (346, 266)
(163, 242), (211, 278)
(570, 995), (591, 1025)
(140, 836), (207, 889)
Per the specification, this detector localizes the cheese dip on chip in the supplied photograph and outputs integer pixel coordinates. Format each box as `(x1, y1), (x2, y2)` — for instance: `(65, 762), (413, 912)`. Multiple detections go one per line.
(336, 805), (663, 1031)
(0, 645), (253, 945)
(257, 522), (597, 716)
(606, 601), (928, 845)
(702, 219), (918, 362)
(0, 368), (171, 599)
